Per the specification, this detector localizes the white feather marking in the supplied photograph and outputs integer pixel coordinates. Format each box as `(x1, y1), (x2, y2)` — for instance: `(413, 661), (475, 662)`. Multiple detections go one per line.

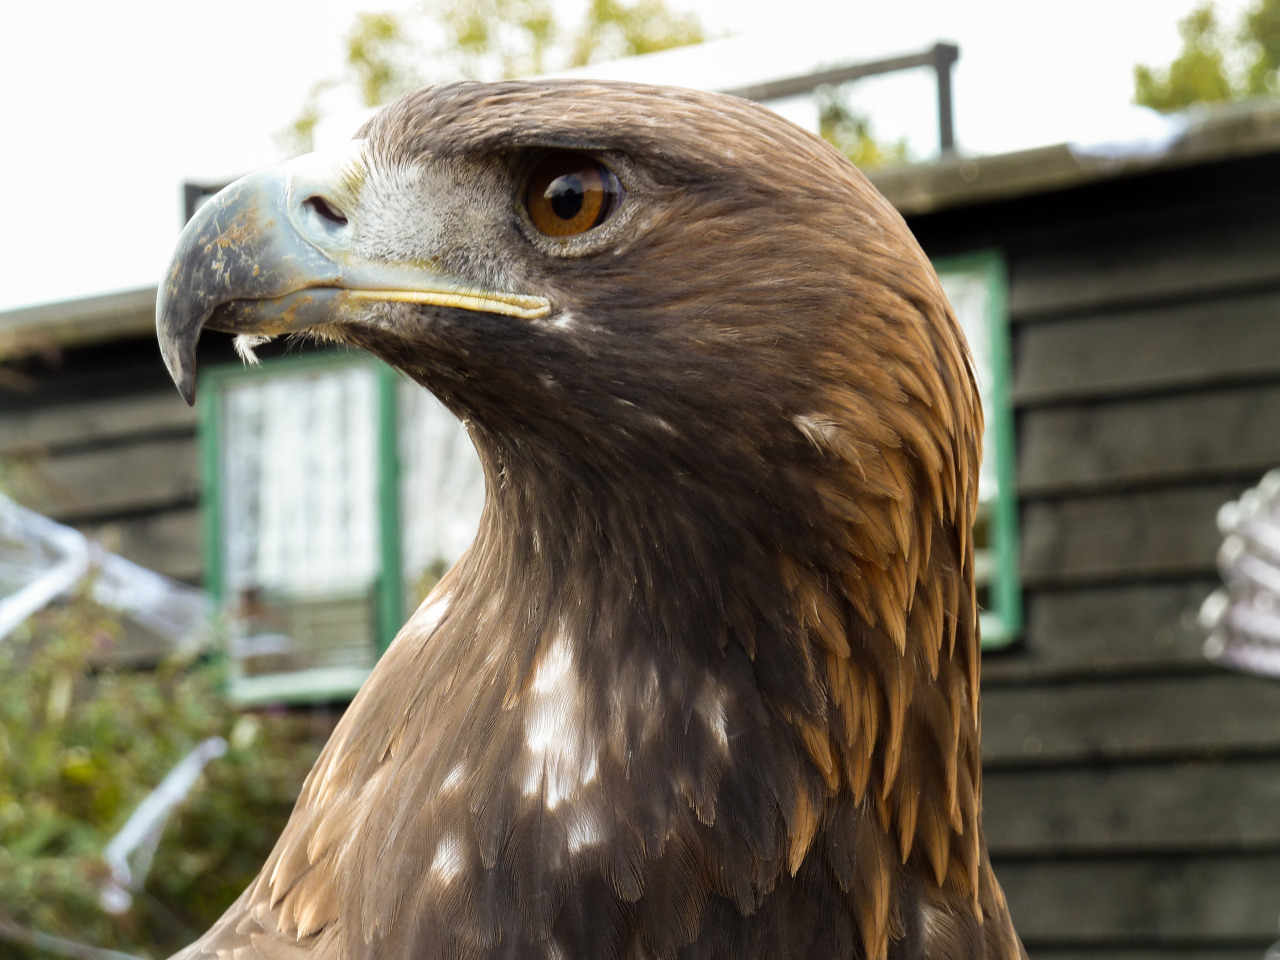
(414, 590), (452, 636)
(646, 413), (679, 436)
(566, 803), (605, 853)
(610, 659), (663, 748)
(429, 832), (465, 885)
(793, 412), (842, 452)
(440, 763), (466, 792)
(697, 682), (730, 752)
(520, 631), (599, 809)
(552, 312), (576, 329)
(531, 635), (573, 693)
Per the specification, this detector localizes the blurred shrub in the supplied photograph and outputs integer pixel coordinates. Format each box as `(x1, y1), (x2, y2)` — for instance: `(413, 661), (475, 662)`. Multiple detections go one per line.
(0, 592), (325, 959)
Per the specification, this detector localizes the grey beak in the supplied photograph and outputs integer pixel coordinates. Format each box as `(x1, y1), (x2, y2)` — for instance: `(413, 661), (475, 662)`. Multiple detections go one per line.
(155, 141), (551, 405)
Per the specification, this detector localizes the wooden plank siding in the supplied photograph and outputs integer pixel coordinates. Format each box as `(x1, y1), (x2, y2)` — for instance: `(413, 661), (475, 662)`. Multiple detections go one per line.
(984, 758), (1280, 854)
(909, 151), (1280, 958)
(998, 854), (1280, 946)
(0, 334), (206, 583)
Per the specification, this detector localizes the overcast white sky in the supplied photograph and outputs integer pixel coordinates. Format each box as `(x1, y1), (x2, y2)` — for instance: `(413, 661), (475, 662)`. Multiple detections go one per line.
(0, 0), (1250, 312)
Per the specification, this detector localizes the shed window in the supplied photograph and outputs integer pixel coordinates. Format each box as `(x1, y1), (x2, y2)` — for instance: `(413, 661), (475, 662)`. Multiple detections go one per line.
(935, 250), (1022, 648)
(200, 356), (484, 705)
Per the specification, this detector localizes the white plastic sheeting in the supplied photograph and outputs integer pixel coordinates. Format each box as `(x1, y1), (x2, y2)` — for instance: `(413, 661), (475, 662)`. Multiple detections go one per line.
(0, 492), (210, 648)
(98, 736), (228, 914)
(1201, 469), (1280, 678)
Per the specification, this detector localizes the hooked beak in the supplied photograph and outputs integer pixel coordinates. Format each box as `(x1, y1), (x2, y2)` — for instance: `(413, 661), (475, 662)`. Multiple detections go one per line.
(155, 140), (551, 404)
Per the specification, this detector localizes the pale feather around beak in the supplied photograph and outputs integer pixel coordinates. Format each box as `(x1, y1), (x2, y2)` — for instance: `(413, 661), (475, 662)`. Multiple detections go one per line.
(155, 140), (552, 405)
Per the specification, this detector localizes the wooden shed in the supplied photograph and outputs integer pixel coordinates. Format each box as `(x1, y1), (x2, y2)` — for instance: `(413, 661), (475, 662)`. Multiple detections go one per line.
(876, 100), (1280, 960)
(5, 99), (1280, 957)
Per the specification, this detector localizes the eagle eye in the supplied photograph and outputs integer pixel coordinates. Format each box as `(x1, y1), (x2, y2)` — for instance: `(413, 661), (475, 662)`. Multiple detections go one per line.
(525, 153), (623, 238)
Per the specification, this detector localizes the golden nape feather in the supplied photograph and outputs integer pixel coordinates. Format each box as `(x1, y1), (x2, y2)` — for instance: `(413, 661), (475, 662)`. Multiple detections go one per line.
(156, 79), (1026, 960)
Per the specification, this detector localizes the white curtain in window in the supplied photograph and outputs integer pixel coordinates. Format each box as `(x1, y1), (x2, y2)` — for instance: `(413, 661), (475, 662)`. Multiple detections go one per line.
(221, 367), (380, 597)
(398, 380), (485, 583)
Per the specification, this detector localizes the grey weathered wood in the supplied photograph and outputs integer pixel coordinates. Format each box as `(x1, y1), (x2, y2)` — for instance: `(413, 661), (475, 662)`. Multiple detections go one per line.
(995, 853), (1280, 943)
(1013, 290), (1280, 406)
(1020, 484), (1241, 586)
(982, 582), (1215, 683)
(0, 287), (156, 358)
(17, 436), (199, 522)
(0, 391), (195, 454)
(83, 508), (203, 583)
(1019, 384), (1280, 496)
(983, 758), (1280, 854)
(982, 673), (1280, 765)
(1009, 211), (1280, 320)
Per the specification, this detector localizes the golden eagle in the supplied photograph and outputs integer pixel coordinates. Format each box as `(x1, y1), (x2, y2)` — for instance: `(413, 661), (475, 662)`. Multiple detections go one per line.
(157, 80), (1025, 960)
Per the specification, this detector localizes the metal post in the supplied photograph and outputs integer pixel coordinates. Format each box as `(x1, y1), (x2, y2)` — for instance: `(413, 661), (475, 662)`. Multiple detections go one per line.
(933, 43), (960, 155)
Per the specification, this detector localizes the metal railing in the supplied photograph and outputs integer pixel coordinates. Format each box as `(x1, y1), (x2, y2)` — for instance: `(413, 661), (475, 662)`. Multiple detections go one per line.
(720, 42), (960, 154)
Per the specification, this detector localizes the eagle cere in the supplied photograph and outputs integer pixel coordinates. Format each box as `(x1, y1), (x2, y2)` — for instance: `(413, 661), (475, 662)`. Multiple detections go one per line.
(156, 81), (1026, 960)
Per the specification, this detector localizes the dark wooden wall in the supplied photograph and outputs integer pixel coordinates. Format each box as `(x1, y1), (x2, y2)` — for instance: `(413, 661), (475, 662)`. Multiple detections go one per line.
(909, 151), (1280, 959)
(1, 337), (202, 582)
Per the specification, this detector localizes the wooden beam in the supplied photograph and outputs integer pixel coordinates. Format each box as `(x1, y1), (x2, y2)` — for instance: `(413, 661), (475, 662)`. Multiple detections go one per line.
(982, 581), (1216, 683)
(995, 853), (1280, 944)
(1009, 206), (1280, 322)
(0, 392), (195, 455)
(1014, 290), (1280, 406)
(16, 436), (199, 523)
(983, 673), (1280, 766)
(1020, 484), (1243, 585)
(1019, 383), (1280, 497)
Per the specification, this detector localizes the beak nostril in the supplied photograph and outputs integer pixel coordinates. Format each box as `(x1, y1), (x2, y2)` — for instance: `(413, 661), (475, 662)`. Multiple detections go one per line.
(304, 195), (349, 227)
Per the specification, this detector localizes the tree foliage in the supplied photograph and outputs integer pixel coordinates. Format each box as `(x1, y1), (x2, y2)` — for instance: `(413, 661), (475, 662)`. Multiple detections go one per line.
(817, 86), (911, 170)
(285, 0), (913, 170)
(1135, 0), (1280, 112)
(286, 0), (705, 153)
(568, 0), (704, 68)
(0, 592), (323, 959)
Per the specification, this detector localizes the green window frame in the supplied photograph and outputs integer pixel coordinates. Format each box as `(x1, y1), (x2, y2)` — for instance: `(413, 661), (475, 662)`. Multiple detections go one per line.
(198, 353), (409, 706)
(934, 249), (1022, 648)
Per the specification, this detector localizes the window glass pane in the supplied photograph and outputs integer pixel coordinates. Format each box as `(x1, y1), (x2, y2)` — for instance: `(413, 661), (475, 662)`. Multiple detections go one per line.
(938, 269), (996, 500)
(398, 381), (485, 610)
(219, 365), (380, 677)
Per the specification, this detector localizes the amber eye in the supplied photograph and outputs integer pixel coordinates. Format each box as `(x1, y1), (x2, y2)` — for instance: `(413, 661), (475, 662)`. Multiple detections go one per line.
(525, 153), (624, 237)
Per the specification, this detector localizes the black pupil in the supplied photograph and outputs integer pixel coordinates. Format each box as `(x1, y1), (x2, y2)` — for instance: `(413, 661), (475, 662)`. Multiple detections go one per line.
(547, 174), (585, 220)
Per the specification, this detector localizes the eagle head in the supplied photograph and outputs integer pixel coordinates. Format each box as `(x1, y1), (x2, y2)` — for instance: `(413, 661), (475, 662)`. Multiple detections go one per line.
(158, 81), (1023, 960)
